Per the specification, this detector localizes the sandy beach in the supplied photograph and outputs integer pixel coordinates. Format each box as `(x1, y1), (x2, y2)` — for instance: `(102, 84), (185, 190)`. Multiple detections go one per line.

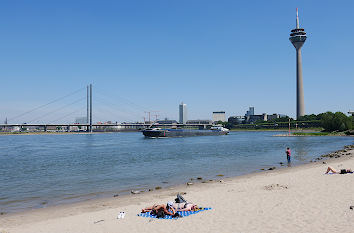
(1, 146), (354, 233)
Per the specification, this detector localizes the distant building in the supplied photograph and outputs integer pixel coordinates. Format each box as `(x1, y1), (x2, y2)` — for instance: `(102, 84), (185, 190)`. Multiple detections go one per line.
(186, 120), (213, 125)
(267, 114), (280, 121)
(179, 102), (187, 124)
(349, 110), (354, 116)
(11, 126), (21, 132)
(245, 107), (254, 117)
(228, 107), (285, 125)
(228, 116), (245, 125)
(212, 111), (226, 122)
(46, 126), (58, 131)
(246, 114), (267, 123)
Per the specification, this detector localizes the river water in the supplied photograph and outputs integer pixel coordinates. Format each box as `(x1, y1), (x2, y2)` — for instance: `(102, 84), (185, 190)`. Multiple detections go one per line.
(0, 132), (352, 213)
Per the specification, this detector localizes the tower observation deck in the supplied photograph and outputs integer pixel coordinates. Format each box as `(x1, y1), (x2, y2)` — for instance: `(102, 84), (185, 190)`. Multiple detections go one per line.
(289, 8), (307, 119)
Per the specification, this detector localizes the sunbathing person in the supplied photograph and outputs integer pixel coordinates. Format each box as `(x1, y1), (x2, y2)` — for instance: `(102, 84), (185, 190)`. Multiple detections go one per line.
(171, 202), (199, 211)
(325, 166), (353, 174)
(141, 202), (176, 216)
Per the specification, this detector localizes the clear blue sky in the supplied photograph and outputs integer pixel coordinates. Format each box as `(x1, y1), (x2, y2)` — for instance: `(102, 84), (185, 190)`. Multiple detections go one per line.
(1, 0), (353, 123)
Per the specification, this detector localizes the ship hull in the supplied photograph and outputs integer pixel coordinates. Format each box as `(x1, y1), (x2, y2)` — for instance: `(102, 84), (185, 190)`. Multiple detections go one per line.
(142, 129), (229, 138)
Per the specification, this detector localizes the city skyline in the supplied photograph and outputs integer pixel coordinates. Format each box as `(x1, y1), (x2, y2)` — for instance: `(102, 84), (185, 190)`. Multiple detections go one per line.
(0, 1), (353, 123)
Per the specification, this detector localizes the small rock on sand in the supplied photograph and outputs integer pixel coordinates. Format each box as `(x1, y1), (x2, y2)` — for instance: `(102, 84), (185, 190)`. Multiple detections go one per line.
(155, 186), (162, 190)
(197, 177), (202, 180)
(113, 194), (119, 197)
(187, 182), (193, 186)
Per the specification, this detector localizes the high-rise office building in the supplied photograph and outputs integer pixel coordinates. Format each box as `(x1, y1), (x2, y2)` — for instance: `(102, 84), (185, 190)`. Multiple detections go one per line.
(246, 107), (254, 116)
(179, 102), (187, 124)
(212, 111), (226, 122)
(289, 8), (307, 119)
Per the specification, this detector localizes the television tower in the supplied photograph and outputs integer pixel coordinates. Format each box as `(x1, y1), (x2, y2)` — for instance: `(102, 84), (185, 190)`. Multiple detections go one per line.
(289, 8), (307, 119)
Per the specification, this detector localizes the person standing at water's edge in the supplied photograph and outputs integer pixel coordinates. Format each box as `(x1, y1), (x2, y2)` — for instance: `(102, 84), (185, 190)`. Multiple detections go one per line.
(286, 147), (291, 162)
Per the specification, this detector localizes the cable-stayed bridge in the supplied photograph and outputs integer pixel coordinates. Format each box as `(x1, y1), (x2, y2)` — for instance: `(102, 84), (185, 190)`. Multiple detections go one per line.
(1, 84), (211, 132)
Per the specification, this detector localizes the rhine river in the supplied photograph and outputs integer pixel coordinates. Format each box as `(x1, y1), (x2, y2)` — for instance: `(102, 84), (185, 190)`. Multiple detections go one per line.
(0, 131), (353, 213)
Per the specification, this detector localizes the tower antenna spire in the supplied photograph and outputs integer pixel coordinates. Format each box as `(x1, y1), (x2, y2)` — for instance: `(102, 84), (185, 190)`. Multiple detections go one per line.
(296, 8), (300, 29)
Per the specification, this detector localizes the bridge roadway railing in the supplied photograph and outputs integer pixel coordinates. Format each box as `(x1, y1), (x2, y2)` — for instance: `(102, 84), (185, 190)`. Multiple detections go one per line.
(0, 123), (212, 132)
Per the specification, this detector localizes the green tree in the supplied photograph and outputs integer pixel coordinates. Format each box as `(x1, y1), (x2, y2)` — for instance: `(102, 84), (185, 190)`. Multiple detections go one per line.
(297, 114), (318, 121)
(224, 122), (234, 129)
(320, 111), (351, 132)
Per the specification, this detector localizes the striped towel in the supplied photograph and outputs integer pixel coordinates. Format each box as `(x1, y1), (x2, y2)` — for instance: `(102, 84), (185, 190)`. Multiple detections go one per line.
(137, 207), (212, 219)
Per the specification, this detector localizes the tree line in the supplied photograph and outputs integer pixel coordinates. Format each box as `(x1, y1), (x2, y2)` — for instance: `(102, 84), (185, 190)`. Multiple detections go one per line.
(223, 111), (353, 133)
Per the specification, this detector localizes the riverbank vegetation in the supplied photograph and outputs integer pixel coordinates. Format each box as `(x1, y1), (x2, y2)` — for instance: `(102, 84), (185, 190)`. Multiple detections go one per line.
(222, 111), (353, 135)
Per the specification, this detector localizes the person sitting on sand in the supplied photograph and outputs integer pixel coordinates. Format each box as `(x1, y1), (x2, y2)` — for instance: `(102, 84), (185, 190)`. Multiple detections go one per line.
(141, 202), (176, 216)
(325, 166), (353, 174)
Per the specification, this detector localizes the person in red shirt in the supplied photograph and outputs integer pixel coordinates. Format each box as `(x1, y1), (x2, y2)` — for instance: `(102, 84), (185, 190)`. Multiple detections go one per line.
(286, 147), (291, 162)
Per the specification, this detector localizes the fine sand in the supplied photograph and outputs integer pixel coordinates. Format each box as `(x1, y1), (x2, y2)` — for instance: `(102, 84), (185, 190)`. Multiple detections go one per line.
(1, 147), (354, 233)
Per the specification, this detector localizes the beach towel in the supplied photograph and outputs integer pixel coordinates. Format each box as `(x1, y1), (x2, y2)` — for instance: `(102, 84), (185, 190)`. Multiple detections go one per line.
(137, 207), (212, 219)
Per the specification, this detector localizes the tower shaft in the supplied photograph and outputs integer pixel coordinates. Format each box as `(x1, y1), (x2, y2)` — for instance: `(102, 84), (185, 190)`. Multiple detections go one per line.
(296, 48), (305, 118)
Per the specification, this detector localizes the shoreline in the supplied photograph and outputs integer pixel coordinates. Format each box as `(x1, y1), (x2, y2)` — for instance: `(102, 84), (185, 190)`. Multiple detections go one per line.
(1, 145), (354, 232)
(2, 142), (352, 216)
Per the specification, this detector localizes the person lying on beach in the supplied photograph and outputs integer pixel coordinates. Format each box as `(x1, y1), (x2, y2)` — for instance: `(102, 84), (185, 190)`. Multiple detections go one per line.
(141, 200), (199, 214)
(170, 202), (199, 211)
(141, 202), (176, 216)
(325, 166), (353, 174)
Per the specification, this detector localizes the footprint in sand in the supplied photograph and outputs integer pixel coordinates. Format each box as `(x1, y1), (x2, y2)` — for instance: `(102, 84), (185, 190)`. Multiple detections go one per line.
(264, 184), (288, 190)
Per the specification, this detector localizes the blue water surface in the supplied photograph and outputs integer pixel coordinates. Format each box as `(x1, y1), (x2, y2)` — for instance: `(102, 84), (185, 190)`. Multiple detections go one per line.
(0, 132), (352, 213)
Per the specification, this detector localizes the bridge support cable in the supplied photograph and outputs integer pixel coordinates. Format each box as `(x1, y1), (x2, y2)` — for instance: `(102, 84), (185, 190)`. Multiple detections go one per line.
(96, 88), (174, 121)
(93, 104), (137, 123)
(94, 94), (144, 117)
(28, 97), (86, 124)
(8, 87), (86, 123)
(93, 96), (143, 121)
(94, 87), (149, 112)
(47, 106), (86, 124)
(94, 88), (178, 122)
